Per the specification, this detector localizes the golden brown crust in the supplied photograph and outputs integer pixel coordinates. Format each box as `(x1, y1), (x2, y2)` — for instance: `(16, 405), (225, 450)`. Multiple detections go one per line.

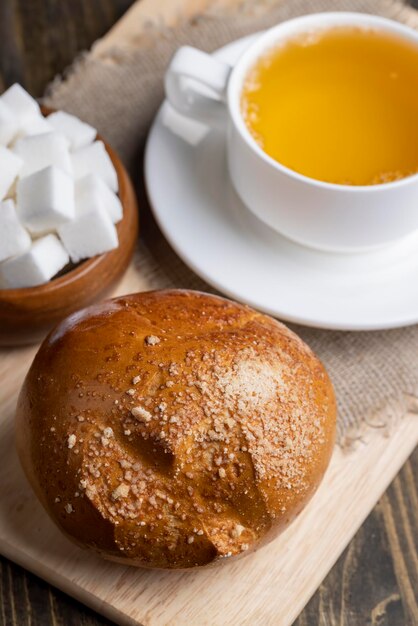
(16, 289), (336, 568)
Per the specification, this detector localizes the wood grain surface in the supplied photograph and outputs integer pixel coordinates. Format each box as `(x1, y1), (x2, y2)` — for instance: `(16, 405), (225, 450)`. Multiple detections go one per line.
(0, 0), (134, 97)
(0, 1), (417, 625)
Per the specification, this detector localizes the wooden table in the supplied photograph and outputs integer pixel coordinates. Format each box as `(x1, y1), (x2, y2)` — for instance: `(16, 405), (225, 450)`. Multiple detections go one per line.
(0, 1), (417, 624)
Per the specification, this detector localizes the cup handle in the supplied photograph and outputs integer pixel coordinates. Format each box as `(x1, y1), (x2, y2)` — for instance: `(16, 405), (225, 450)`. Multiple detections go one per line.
(165, 46), (232, 125)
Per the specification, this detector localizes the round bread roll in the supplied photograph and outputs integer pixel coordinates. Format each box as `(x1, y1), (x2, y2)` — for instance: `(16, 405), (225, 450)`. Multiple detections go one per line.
(16, 290), (336, 569)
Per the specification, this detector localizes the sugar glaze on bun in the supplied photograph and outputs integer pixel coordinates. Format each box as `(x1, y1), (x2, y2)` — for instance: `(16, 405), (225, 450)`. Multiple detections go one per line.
(16, 290), (336, 568)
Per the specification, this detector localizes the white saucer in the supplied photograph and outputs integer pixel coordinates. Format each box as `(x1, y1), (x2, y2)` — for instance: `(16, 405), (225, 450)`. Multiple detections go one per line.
(145, 34), (418, 331)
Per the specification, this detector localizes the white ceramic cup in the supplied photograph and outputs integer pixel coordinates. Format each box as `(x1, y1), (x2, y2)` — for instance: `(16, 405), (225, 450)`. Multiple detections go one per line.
(165, 12), (418, 252)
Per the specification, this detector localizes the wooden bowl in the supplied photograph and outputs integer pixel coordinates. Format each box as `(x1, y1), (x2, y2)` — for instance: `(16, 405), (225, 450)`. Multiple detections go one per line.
(0, 112), (139, 346)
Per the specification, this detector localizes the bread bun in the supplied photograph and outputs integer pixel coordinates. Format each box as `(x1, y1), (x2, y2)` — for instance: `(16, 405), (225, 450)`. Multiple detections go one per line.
(16, 290), (336, 569)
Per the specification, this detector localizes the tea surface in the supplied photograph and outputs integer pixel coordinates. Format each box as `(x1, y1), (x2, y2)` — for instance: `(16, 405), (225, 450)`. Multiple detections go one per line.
(241, 27), (418, 185)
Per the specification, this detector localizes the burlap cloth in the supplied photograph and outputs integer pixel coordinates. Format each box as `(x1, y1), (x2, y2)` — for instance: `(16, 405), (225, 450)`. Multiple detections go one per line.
(44, 0), (418, 444)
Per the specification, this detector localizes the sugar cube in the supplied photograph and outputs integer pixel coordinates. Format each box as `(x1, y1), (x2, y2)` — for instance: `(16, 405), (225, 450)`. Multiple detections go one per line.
(0, 100), (18, 146)
(47, 111), (97, 151)
(72, 141), (118, 191)
(0, 234), (69, 289)
(14, 131), (72, 178)
(76, 174), (122, 224)
(0, 145), (23, 199)
(1, 84), (40, 125)
(0, 199), (31, 262)
(16, 166), (75, 234)
(58, 205), (118, 263)
(18, 114), (53, 138)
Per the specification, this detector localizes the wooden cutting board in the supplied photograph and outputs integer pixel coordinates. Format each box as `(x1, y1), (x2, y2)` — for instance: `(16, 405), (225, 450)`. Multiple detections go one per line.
(1, 2), (418, 625)
(1, 260), (418, 626)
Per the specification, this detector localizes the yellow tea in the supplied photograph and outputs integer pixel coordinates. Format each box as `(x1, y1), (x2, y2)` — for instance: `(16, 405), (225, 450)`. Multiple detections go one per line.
(241, 27), (418, 185)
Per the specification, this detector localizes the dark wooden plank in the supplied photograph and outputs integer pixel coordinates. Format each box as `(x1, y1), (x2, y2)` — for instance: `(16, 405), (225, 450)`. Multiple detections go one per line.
(0, 558), (114, 625)
(0, 0), (134, 96)
(0, 0), (417, 624)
